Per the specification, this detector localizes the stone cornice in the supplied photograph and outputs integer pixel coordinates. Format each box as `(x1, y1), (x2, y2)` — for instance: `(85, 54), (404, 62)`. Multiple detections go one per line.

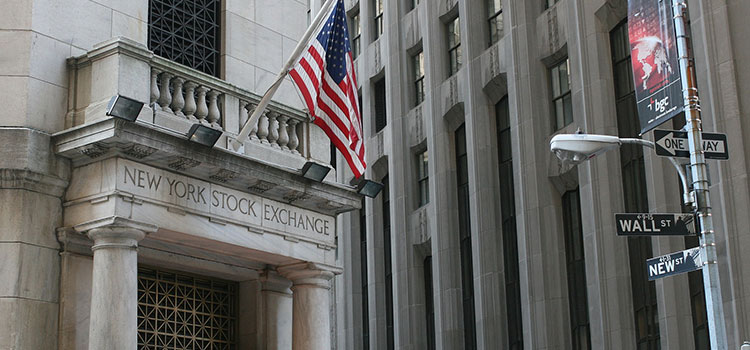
(53, 118), (361, 215)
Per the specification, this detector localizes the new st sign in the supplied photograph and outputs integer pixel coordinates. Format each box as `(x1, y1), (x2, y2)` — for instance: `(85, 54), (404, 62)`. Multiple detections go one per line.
(654, 129), (729, 160)
(647, 247), (703, 281)
(615, 213), (695, 236)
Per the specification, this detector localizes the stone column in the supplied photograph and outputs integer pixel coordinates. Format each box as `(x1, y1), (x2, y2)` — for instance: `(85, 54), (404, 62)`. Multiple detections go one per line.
(279, 263), (341, 350)
(260, 271), (293, 350)
(87, 226), (146, 350)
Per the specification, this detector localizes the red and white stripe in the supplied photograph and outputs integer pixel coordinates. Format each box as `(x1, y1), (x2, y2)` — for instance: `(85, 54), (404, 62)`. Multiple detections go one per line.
(289, 38), (366, 178)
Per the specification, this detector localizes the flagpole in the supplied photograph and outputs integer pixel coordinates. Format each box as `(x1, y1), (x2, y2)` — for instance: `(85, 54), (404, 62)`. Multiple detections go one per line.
(230, 0), (337, 151)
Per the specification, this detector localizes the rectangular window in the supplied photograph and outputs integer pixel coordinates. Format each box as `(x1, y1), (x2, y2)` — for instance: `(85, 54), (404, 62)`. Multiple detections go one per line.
(411, 0), (420, 11)
(562, 189), (591, 350)
(350, 12), (361, 58)
(488, 0), (503, 45)
(551, 58), (573, 130)
(137, 267), (237, 348)
(496, 98), (523, 350)
(545, 0), (559, 9)
(456, 125), (477, 349)
(424, 256), (436, 350)
(374, 78), (387, 132)
(610, 20), (660, 349)
(417, 150), (429, 206)
(448, 17), (462, 76)
(360, 199), (370, 350)
(382, 175), (394, 350)
(374, 0), (384, 40)
(414, 50), (425, 106)
(148, 0), (221, 77)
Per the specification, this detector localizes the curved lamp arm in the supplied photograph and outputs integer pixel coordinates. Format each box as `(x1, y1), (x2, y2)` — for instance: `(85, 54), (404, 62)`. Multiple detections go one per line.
(620, 138), (692, 206)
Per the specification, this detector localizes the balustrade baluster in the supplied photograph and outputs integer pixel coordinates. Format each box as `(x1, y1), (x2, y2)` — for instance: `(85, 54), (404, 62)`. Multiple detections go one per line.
(207, 90), (221, 129)
(244, 103), (260, 141)
(277, 115), (290, 150)
(287, 119), (300, 155)
(257, 112), (270, 144)
(267, 112), (280, 148)
(183, 82), (198, 121)
(157, 72), (173, 113)
(150, 68), (160, 109)
(170, 77), (185, 117)
(195, 86), (209, 125)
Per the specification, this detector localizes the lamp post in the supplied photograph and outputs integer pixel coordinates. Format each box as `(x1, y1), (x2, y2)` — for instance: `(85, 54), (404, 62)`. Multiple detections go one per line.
(550, 134), (691, 205)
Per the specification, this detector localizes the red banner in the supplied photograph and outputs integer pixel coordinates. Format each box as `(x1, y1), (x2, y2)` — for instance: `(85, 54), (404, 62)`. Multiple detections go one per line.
(628, 0), (683, 135)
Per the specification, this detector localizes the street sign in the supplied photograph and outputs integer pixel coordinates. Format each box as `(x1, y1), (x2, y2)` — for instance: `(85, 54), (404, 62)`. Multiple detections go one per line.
(654, 129), (729, 160)
(615, 213), (696, 236)
(647, 247), (703, 281)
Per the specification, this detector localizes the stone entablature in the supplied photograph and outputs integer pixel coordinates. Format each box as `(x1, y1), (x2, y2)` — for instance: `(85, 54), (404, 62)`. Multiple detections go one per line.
(68, 158), (336, 247)
(63, 157), (339, 265)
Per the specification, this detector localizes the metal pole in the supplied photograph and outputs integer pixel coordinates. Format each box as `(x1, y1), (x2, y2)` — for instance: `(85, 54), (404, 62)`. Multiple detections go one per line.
(671, 1), (727, 349)
(620, 138), (692, 205)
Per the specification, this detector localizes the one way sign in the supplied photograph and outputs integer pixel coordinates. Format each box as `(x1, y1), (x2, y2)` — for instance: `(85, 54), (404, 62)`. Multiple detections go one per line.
(654, 129), (729, 160)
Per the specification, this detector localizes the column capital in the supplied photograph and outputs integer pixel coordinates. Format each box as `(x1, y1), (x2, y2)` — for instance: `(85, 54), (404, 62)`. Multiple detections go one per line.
(260, 270), (292, 294)
(87, 226), (146, 251)
(77, 216), (155, 251)
(277, 262), (342, 289)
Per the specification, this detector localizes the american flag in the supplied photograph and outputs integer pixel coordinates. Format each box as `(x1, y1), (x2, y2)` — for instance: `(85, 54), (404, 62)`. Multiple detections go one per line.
(289, 0), (366, 178)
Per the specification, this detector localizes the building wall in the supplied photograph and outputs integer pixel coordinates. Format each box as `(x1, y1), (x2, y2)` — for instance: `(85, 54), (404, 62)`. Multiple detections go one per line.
(0, 0), (341, 349)
(336, 0), (750, 349)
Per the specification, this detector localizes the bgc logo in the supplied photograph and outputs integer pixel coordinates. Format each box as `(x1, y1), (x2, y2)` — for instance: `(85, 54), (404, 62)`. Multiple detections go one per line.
(648, 96), (670, 113)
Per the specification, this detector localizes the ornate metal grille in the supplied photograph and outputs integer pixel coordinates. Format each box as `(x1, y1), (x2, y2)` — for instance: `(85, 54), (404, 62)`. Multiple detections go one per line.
(148, 0), (221, 77)
(137, 267), (237, 349)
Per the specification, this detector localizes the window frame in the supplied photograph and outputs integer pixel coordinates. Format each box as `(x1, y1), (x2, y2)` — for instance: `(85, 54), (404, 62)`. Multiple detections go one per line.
(487, 0), (503, 46)
(413, 50), (425, 106)
(359, 199), (370, 350)
(148, 0), (222, 77)
(382, 176), (394, 350)
(374, 0), (384, 41)
(496, 98), (524, 350)
(350, 11), (361, 58)
(562, 189), (591, 350)
(447, 16), (462, 76)
(550, 58), (573, 130)
(416, 149), (429, 207)
(374, 77), (387, 132)
(455, 125), (477, 349)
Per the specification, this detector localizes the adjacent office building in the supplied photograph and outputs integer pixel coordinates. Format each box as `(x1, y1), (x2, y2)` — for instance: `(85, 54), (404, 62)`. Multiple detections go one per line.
(2, 0), (750, 349)
(335, 0), (750, 349)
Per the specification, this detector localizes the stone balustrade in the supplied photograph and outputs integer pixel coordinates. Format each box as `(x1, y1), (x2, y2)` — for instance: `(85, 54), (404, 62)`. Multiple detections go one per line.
(66, 38), (315, 163)
(148, 57), (308, 156)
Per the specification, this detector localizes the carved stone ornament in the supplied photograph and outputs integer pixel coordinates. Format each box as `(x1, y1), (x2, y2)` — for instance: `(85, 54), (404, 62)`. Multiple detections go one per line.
(247, 180), (276, 194)
(79, 143), (109, 159)
(123, 144), (158, 159)
(167, 157), (201, 171)
(209, 169), (239, 183)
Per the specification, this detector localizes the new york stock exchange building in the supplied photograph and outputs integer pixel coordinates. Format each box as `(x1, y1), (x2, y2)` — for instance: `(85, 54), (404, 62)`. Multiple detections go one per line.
(1, 0), (362, 349)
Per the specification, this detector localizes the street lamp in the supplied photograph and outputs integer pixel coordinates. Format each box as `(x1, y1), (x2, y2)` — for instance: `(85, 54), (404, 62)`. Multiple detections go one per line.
(550, 133), (692, 206)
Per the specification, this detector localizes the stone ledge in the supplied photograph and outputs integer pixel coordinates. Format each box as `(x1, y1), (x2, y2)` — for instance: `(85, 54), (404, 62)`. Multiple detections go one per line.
(0, 169), (69, 198)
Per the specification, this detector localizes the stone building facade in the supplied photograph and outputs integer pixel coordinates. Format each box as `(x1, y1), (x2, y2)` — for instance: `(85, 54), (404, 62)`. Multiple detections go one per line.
(1, 0), (359, 349)
(3, 0), (750, 349)
(334, 0), (750, 349)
